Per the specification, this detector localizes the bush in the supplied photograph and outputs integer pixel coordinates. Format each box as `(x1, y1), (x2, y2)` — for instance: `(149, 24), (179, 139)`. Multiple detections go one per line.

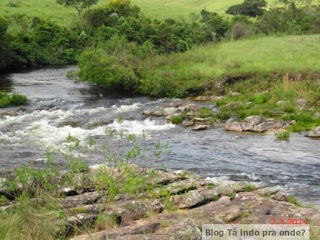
(0, 92), (28, 108)
(79, 35), (153, 91)
(256, 3), (320, 35)
(275, 130), (290, 141)
(200, 9), (230, 41)
(171, 115), (185, 124)
(3, 15), (78, 70)
(10, 93), (28, 105)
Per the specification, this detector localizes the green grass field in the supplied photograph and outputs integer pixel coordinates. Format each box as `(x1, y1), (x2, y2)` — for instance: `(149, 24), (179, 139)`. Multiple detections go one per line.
(144, 34), (320, 82)
(0, 0), (280, 25)
(140, 34), (320, 97)
(139, 34), (320, 131)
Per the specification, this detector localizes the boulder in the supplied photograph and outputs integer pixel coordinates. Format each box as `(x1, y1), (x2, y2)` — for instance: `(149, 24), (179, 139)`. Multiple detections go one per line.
(178, 104), (200, 112)
(226, 116), (293, 133)
(181, 120), (194, 127)
(163, 107), (178, 116)
(142, 109), (165, 117)
(245, 115), (265, 125)
(225, 120), (243, 132)
(193, 96), (211, 101)
(305, 127), (320, 138)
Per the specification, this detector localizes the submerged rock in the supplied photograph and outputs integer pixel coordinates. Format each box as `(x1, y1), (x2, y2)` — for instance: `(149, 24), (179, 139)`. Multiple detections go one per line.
(225, 120), (243, 132)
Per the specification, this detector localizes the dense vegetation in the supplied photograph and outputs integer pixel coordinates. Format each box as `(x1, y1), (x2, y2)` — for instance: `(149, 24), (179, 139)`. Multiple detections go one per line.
(76, 0), (320, 96)
(0, 92), (28, 108)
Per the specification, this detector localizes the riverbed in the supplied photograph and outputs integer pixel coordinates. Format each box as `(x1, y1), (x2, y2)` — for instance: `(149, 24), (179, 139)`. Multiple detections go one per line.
(0, 66), (319, 207)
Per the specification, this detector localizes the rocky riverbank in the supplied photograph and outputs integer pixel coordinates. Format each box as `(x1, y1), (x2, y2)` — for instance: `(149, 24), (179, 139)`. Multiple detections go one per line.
(141, 96), (320, 137)
(1, 165), (319, 240)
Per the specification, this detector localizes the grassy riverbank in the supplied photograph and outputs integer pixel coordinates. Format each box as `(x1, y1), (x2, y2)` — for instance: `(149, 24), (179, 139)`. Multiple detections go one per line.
(139, 34), (320, 96)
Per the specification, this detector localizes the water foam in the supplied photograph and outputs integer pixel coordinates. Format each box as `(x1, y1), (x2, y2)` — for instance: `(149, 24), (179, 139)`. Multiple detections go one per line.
(111, 103), (141, 113)
(107, 118), (175, 135)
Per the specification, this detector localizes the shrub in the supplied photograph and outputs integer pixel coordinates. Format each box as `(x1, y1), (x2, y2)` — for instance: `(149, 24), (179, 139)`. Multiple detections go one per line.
(200, 9), (230, 41)
(275, 131), (290, 141)
(78, 35), (152, 91)
(0, 92), (28, 108)
(10, 93), (28, 105)
(256, 3), (320, 35)
(171, 115), (185, 124)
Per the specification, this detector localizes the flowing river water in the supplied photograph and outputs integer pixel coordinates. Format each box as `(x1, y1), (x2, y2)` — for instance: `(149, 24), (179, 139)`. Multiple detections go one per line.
(0, 66), (319, 207)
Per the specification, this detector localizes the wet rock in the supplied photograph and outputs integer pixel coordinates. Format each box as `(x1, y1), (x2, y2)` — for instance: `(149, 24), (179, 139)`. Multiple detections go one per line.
(0, 110), (20, 117)
(193, 117), (213, 126)
(193, 96), (211, 101)
(63, 191), (102, 208)
(225, 120), (243, 132)
(193, 96), (222, 101)
(296, 98), (307, 109)
(226, 116), (293, 133)
(163, 107), (178, 116)
(142, 109), (165, 117)
(305, 127), (320, 138)
(192, 125), (209, 131)
(178, 104), (200, 112)
(245, 115), (265, 125)
(252, 120), (280, 133)
(181, 120), (194, 127)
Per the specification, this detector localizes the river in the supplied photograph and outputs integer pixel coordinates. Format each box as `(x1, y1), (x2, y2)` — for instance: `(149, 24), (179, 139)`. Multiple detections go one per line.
(0, 66), (319, 207)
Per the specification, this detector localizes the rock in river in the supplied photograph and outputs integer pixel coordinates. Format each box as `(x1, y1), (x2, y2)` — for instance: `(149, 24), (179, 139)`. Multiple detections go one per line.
(305, 126), (320, 138)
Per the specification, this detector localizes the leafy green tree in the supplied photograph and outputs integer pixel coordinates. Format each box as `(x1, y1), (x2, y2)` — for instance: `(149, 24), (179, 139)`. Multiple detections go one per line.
(226, 0), (267, 17)
(56, 0), (98, 31)
(0, 16), (12, 71)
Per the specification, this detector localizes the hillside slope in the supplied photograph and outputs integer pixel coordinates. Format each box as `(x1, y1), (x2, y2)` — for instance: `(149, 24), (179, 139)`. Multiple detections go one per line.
(0, 0), (278, 25)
